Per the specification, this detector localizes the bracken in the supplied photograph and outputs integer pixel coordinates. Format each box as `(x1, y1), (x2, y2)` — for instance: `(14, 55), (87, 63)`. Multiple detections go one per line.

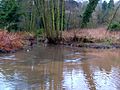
(0, 29), (26, 52)
(62, 28), (120, 44)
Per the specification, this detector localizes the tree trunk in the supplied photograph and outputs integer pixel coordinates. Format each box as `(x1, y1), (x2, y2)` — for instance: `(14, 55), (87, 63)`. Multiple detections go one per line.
(107, 1), (120, 30)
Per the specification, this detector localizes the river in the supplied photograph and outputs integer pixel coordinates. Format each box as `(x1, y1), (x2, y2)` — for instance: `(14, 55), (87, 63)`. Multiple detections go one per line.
(0, 44), (120, 90)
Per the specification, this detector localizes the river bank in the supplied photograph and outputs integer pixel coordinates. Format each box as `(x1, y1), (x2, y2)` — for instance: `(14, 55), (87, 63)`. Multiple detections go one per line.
(39, 28), (120, 49)
(1, 28), (120, 53)
(60, 28), (120, 49)
(0, 30), (34, 53)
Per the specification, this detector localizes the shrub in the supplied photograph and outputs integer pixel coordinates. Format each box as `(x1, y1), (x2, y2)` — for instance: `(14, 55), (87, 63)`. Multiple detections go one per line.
(109, 22), (120, 31)
(0, 30), (24, 52)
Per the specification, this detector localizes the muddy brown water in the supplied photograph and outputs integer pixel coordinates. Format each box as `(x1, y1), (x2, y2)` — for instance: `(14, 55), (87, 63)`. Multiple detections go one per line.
(0, 44), (120, 90)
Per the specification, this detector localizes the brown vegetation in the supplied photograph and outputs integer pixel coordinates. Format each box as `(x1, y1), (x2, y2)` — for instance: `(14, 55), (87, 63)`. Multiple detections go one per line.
(62, 28), (120, 44)
(0, 30), (34, 52)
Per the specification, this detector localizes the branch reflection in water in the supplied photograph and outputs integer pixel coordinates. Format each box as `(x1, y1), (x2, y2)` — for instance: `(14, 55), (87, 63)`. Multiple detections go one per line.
(0, 45), (120, 90)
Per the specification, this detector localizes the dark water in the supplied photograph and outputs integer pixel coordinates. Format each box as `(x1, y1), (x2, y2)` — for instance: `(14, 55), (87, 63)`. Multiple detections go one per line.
(0, 44), (120, 90)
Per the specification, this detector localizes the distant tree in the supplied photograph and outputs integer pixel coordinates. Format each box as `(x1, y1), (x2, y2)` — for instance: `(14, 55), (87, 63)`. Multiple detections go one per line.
(102, 1), (108, 12)
(99, 1), (108, 24)
(108, 0), (114, 9)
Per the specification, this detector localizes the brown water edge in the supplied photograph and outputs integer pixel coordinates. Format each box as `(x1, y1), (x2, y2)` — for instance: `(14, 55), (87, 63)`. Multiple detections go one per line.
(0, 45), (120, 90)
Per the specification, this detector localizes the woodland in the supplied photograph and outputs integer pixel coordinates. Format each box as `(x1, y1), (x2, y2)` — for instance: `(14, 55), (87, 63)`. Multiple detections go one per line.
(0, 0), (120, 52)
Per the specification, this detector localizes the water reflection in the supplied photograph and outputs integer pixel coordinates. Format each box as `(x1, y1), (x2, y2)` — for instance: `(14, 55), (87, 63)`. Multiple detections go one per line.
(0, 45), (120, 90)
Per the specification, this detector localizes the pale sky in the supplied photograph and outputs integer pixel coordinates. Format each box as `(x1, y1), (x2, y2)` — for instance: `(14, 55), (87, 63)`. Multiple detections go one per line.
(75, 0), (119, 3)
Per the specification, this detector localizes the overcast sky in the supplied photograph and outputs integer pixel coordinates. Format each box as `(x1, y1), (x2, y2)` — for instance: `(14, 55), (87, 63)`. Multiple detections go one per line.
(75, 0), (119, 3)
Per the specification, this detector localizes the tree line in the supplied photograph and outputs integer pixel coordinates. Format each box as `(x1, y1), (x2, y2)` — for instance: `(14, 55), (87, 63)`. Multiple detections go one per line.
(0, 0), (120, 42)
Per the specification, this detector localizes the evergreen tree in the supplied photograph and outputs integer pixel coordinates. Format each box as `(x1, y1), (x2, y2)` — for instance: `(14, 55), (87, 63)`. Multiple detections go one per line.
(81, 0), (99, 28)
(100, 1), (108, 24)
(108, 0), (114, 9)
(0, 0), (20, 31)
(102, 1), (108, 12)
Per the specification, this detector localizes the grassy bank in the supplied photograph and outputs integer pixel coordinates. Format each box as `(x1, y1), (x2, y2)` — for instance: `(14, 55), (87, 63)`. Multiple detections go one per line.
(60, 28), (120, 48)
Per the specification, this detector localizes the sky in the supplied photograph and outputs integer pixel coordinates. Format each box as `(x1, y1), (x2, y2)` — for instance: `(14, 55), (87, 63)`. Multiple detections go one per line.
(75, 0), (119, 3)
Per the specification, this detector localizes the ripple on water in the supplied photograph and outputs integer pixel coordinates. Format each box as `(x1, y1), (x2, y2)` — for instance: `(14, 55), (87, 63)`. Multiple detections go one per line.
(0, 46), (120, 90)
(0, 55), (16, 60)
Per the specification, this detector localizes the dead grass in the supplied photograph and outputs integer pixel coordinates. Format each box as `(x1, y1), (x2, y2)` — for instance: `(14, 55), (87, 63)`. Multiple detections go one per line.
(0, 29), (34, 52)
(62, 28), (120, 44)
